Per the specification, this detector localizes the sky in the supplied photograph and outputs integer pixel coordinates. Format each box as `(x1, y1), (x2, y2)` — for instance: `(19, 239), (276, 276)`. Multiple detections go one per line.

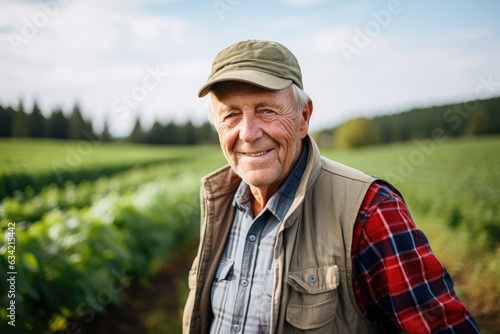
(1, 0), (500, 136)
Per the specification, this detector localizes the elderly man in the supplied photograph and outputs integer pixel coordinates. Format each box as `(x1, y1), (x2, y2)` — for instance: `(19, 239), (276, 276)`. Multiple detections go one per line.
(183, 40), (479, 333)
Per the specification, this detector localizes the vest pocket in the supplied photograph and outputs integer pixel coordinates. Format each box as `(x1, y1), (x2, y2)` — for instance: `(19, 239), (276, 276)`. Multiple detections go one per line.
(285, 264), (339, 331)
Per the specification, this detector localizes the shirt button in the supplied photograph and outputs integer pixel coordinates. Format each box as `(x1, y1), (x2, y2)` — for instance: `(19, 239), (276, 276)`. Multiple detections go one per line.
(233, 324), (241, 332)
(241, 279), (248, 287)
(249, 235), (256, 242)
(308, 275), (318, 283)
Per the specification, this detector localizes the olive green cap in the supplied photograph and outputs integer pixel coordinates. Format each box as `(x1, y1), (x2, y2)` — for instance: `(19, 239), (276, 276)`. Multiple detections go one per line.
(198, 40), (303, 97)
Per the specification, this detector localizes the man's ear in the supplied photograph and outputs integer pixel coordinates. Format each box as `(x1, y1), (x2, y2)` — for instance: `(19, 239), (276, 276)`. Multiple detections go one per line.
(299, 99), (313, 139)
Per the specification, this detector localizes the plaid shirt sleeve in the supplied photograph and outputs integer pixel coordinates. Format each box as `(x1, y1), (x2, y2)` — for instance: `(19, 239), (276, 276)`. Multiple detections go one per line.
(352, 182), (480, 333)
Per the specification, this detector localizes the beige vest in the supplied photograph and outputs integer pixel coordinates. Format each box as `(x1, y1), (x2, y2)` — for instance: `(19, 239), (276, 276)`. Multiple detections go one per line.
(183, 137), (383, 333)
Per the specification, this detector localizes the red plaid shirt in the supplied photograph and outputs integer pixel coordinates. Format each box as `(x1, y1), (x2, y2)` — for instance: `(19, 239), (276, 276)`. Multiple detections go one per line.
(352, 182), (480, 333)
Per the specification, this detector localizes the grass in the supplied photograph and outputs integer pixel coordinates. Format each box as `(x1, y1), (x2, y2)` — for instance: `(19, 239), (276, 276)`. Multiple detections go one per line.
(0, 138), (224, 198)
(0, 138), (222, 175)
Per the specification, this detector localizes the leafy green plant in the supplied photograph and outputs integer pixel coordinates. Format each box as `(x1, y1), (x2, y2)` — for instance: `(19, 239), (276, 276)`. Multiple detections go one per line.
(0, 151), (222, 333)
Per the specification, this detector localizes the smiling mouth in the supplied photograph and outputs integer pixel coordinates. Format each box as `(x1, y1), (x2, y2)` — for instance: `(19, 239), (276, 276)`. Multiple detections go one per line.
(245, 150), (269, 157)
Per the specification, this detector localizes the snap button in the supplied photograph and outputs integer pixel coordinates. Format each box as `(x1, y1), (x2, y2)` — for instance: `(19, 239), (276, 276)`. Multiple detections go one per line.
(233, 324), (241, 331)
(308, 275), (318, 283)
(241, 279), (248, 287)
(249, 235), (256, 242)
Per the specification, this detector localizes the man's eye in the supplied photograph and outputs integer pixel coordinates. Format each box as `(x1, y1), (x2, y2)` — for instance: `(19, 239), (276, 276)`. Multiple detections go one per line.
(262, 109), (275, 114)
(222, 112), (239, 121)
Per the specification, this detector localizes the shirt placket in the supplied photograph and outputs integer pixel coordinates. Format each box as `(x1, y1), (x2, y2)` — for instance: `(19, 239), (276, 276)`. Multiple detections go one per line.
(230, 215), (266, 333)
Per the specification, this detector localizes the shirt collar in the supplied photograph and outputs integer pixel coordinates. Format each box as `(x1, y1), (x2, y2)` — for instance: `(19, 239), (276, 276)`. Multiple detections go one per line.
(233, 141), (308, 221)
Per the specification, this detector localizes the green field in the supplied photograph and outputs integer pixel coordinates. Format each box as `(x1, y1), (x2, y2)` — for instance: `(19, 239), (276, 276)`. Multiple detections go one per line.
(0, 138), (224, 199)
(1, 136), (499, 332)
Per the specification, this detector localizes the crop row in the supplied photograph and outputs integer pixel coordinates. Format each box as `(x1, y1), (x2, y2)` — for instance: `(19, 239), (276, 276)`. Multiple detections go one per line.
(0, 139), (223, 199)
(0, 161), (212, 333)
(0, 153), (202, 200)
(1, 161), (208, 226)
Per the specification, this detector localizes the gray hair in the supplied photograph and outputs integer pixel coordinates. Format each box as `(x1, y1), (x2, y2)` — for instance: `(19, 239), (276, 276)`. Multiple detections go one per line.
(207, 83), (311, 124)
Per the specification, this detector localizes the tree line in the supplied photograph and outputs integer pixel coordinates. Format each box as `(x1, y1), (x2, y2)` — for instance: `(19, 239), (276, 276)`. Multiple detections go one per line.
(0, 101), (98, 141)
(316, 96), (500, 148)
(3, 96), (499, 148)
(0, 100), (219, 145)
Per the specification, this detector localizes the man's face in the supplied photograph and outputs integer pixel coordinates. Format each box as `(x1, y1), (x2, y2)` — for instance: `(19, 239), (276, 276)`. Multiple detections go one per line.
(211, 82), (311, 191)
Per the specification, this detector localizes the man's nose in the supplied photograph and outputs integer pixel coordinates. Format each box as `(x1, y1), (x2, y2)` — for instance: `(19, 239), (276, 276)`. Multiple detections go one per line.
(239, 115), (263, 142)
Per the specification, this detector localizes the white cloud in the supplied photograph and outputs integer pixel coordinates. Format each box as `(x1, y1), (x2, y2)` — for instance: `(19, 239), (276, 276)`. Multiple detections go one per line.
(0, 0), (196, 134)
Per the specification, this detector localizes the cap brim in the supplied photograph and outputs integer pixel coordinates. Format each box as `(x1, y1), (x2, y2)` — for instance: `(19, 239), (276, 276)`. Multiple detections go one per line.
(198, 69), (293, 97)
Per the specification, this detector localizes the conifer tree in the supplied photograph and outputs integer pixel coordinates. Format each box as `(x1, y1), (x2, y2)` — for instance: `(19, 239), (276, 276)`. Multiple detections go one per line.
(183, 120), (197, 145)
(0, 104), (14, 137)
(47, 108), (69, 139)
(129, 117), (144, 143)
(28, 101), (46, 138)
(68, 103), (86, 140)
(101, 120), (112, 142)
(12, 100), (30, 137)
